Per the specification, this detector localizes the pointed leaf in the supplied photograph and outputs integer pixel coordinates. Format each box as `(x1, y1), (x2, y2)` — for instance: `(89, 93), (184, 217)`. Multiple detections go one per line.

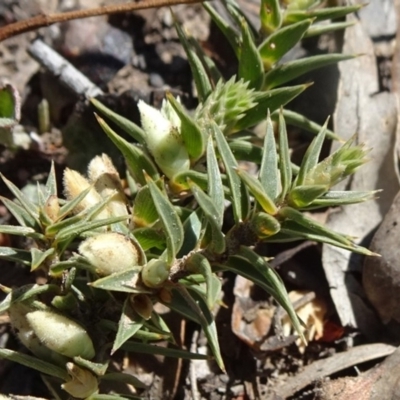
(235, 84), (309, 131)
(166, 93), (204, 160)
(259, 112), (279, 200)
(239, 18), (264, 89)
(45, 162), (57, 197)
(132, 186), (158, 227)
(304, 190), (380, 208)
(112, 298), (144, 354)
(272, 108), (341, 141)
(174, 15), (212, 102)
(186, 252), (220, 309)
(288, 185), (328, 208)
(133, 227), (165, 251)
(236, 246), (305, 342)
(90, 267), (149, 293)
(212, 122), (249, 223)
(90, 98), (146, 145)
(1, 174), (40, 224)
(284, 4), (363, 24)
(122, 340), (209, 360)
(305, 21), (356, 38)
(0, 225), (43, 240)
(207, 135), (225, 227)
(146, 176), (184, 264)
(95, 114), (159, 185)
(277, 111), (292, 201)
(260, 0), (282, 34)
(177, 210), (202, 258)
(101, 372), (147, 389)
(236, 168), (278, 215)
(265, 54), (355, 89)
(203, 2), (239, 57)
(0, 349), (69, 380)
(166, 286), (224, 370)
(258, 19), (313, 70)
(296, 118), (328, 186)
(30, 247), (55, 271)
(0, 196), (38, 228)
(188, 181), (225, 254)
(0, 246), (31, 266)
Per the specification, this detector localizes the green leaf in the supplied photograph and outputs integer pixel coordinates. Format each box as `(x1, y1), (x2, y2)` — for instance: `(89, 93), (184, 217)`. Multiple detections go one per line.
(0, 225), (43, 240)
(166, 286), (224, 370)
(239, 18), (264, 89)
(264, 54), (355, 89)
(30, 247), (55, 271)
(272, 109), (341, 141)
(259, 112), (279, 200)
(303, 190), (379, 209)
(122, 340), (209, 360)
(95, 114), (159, 186)
(45, 162), (57, 197)
(305, 21), (356, 38)
(185, 252), (221, 309)
(73, 357), (109, 376)
(1, 174), (40, 225)
(133, 227), (165, 251)
(288, 185), (328, 208)
(207, 135), (225, 227)
(229, 140), (263, 163)
(277, 111), (292, 201)
(260, 0), (282, 34)
(251, 212), (281, 237)
(0, 246), (31, 266)
(231, 246), (305, 343)
(188, 181), (226, 254)
(284, 4), (363, 24)
(235, 168), (277, 215)
(132, 186), (158, 227)
(55, 215), (128, 242)
(235, 84), (309, 131)
(296, 118), (328, 186)
(101, 372), (147, 389)
(0, 349), (68, 380)
(166, 93), (204, 160)
(203, 2), (239, 57)
(177, 210), (202, 258)
(258, 19), (313, 70)
(278, 206), (370, 251)
(90, 98), (146, 145)
(278, 220), (376, 255)
(174, 14), (212, 102)
(212, 122), (249, 223)
(146, 176), (184, 264)
(112, 298), (144, 354)
(90, 267), (149, 293)
(0, 196), (38, 228)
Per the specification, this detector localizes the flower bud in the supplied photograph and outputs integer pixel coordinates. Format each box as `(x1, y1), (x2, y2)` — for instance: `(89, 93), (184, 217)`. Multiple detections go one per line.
(138, 100), (190, 179)
(251, 212), (281, 238)
(79, 232), (142, 275)
(88, 154), (128, 219)
(130, 294), (153, 320)
(63, 168), (110, 219)
(25, 310), (95, 359)
(141, 259), (169, 288)
(44, 195), (60, 222)
(62, 362), (98, 399)
(9, 303), (67, 365)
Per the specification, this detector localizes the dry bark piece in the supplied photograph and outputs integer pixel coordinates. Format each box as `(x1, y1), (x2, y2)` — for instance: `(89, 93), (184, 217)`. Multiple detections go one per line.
(363, 190), (400, 323)
(317, 345), (400, 400)
(321, 12), (399, 333)
(273, 343), (396, 399)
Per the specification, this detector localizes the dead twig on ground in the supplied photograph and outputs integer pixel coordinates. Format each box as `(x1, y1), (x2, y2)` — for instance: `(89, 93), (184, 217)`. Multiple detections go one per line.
(0, 0), (204, 42)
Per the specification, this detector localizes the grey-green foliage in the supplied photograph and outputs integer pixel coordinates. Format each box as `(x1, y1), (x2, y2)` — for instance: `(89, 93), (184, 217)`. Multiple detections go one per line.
(0, 1), (375, 398)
